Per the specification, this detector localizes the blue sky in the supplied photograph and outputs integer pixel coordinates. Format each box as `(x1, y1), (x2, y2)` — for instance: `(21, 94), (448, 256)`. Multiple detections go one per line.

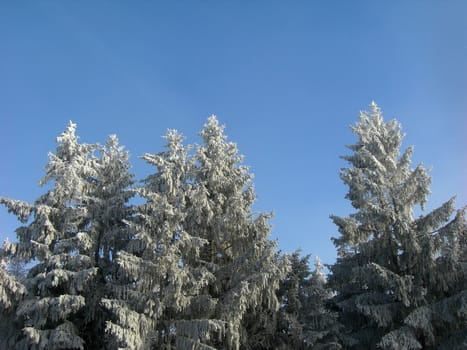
(1, 1), (466, 264)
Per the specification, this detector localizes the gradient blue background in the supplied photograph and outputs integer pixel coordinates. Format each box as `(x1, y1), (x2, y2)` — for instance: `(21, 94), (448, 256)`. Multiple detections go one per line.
(1, 1), (466, 264)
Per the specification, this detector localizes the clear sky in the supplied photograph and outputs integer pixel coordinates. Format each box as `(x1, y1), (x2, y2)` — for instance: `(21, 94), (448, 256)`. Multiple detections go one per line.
(1, 1), (466, 265)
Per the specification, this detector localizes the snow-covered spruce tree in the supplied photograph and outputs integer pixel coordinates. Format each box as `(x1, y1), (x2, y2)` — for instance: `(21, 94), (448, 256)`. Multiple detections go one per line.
(81, 134), (135, 348)
(328, 102), (467, 349)
(0, 122), (98, 349)
(274, 252), (341, 350)
(0, 123), (135, 349)
(180, 116), (289, 349)
(103, 129), (210, 349)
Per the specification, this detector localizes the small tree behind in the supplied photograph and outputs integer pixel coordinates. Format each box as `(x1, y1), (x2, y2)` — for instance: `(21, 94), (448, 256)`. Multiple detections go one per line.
(274, 251), (341, 350)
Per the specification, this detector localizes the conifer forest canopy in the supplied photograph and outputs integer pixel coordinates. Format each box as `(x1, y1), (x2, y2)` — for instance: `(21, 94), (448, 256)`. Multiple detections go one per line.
(0, 103), (466, 349)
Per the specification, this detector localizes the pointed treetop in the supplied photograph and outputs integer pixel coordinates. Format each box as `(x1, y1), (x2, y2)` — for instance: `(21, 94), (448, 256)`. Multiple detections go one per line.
(67, 120), (77, 130)
(314, 256), (323, 270)
(369, 100), (380, 113)
(200, 115), (227, 143)
(313, 256), (326, 284)
(56, 121), (78, 143)
(53, 121), (82, 162)
(207, 114), (219, 125)
(107, 134), (119, 145)
(350, 103), (405, 163)
(163, 129), (186, 146)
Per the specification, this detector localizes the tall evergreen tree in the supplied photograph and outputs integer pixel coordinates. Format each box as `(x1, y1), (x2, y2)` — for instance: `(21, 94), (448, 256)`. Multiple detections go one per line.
(82, 134), (135, 348)
(181, 116), (289, 350)
(103, 129), (210, 349)
(1, 122), (98, 349)
(0, 124), (135, 349)
(329, 102), (467, 349)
